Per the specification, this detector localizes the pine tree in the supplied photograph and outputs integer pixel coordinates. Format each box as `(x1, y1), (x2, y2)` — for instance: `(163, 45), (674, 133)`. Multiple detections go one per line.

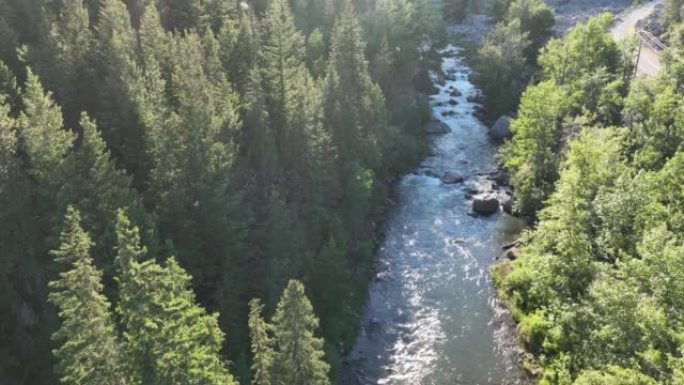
(248, 299), (275, 385)
(238, 70), (279, 199)
(114, 211), (237, 385)
(138, 1), (172, 74)
(259, 0), (320, 205)
(324, 2), (386, 169)
(272, 280), (330, 385)
(16, 69), (74, 185)
(260, 0), (308, 132)
(218, 2), (259, 93)
(49, 0), (96, 126)
(48, 206), (126, 385)
(58, 113), (148, 265)
(93, 0), (141, 175)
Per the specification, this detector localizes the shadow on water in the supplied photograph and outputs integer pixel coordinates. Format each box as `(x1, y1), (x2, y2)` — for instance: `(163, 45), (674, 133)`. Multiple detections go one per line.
(342, 47), (530, 385)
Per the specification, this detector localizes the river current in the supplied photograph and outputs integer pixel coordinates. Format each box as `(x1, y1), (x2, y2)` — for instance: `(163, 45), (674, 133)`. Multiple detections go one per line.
(342, 47), (528, 385)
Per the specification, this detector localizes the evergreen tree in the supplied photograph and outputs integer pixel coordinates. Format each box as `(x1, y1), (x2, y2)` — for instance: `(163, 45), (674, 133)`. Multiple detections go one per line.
(218, 2), (259, 93)
(259, 0), (319, 206)
(272, 280), (330, 385)
(48, 206), (126, 385)
(16, 69), (74, 186)
(93, 0), (141, 175)
(114, 211), (236, 385)
(58, 113), (148, 265)
(49, 0), (96, 126)
(324, 1), (386, 169)
(248, 299), (275, 385)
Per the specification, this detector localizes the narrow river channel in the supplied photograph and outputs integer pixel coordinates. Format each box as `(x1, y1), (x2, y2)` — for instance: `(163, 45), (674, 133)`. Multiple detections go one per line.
(342, 47), (528, 385)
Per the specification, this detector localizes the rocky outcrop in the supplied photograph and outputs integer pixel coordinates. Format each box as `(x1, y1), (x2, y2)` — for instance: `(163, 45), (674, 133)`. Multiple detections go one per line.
(490, 115), (512, 141)
(473, 195), (499, 215)
(423, 120), (450, 134)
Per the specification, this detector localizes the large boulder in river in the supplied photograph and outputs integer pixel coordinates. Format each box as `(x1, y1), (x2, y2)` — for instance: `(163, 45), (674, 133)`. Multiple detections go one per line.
(441, 171), (464, 184)
(423, 120), (450, 134)
(473, 195), (499, 215)
(490, 116), (512, 141)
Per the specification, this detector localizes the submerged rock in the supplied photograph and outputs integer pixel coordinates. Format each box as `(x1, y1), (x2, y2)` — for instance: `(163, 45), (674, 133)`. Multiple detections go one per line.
(423, 119), (450, 134)
(473, 195), (499, 215)
(467, 93), (485, 104)
(442, 171), (464, 184)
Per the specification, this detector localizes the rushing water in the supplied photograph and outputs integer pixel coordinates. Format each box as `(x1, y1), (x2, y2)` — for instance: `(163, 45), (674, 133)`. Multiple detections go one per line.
(342, 48), (528, 385)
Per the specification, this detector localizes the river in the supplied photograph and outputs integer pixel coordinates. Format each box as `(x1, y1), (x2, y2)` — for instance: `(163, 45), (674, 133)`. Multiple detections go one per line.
(342, 48), (528, 385)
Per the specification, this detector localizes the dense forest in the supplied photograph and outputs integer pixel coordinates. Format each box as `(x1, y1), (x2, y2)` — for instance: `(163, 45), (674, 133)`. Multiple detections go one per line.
(0, 0), (446, 384)
(481, 0), (684, 383)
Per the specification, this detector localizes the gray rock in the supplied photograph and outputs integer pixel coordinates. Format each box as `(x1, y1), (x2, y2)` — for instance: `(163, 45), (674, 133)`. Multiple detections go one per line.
(442, 171), (464, 184)
(450, 89), (463, 97)
(490, 115), (512, 141)
(502, 247), (519, 261)
(501, 196), (514, 214)
(423, 120), (450, 134)
(448, 98), (459, 106)
(473, 195), (499, 215)
(467, 93), (485, 104)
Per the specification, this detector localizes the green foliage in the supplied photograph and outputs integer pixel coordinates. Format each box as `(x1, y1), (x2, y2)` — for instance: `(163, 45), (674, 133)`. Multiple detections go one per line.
(495, 12), (684, 383)
(574, 367), (658, 385)
(248, 299), (274, 385)
(663, 0), (684, 28)
(476, 20), (530, 118)
(505, 0), (554, 62)
(48, 207), (126, 385)
(272, 280), (331, 385)
(501, 81), (568, 215)
(474, 0), (554, 119)
(114, 211), (236, 385)
(0, 1), (444, 383)
(538, 14), (622, 85)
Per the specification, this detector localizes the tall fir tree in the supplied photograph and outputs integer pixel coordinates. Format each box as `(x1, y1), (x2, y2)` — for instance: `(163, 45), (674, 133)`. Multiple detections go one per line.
(114, 211), (237, 385)
(259, 0), (319, 205)
(48, 207), (126, 385)
(248, 298), (275, 385)
(49, 0), (96, 127)
(93, 0), (142, 177)
(57, 113), (149, 266)
(272, 280), (330, 385)
(324, 1), (387, 169)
